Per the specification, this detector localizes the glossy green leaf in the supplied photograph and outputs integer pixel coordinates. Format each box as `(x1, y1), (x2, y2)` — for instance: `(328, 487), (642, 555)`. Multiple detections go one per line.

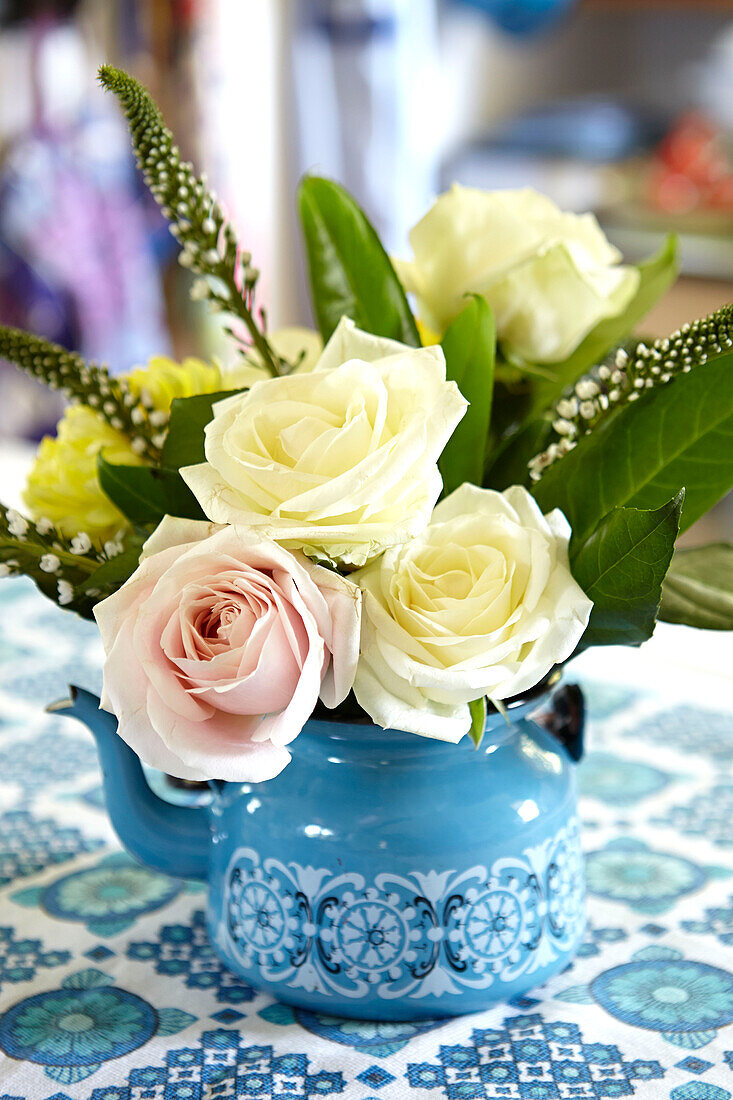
(533, 350), (733, 540)
(98, 455), (206, 526)
(468, 696), (487, 749)
(571, 493), (683, 648)
(659, 542), (733, 630)
(484, 416), (550, 491)
(439, 296), (495, 496)
(298, 176), (420, 345)
(161, 389), (241, 469)
(528, 234), (679, 417)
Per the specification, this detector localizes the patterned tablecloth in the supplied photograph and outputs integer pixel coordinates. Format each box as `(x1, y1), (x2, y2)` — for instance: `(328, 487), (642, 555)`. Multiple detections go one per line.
(0, 577), (732, 1100)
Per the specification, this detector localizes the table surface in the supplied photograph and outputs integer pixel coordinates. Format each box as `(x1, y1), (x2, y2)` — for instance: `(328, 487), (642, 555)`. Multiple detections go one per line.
(0, 577), (731, 1100)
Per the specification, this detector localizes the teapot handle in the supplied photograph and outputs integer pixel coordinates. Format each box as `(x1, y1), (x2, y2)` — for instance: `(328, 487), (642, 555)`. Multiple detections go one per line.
(541, 682), (585, 762)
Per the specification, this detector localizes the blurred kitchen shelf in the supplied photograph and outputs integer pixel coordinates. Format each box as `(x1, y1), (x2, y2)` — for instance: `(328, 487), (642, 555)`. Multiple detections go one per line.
(583, 0), (733, 9)
(601, 221), (733, 281)
(635, 276), (733, 338)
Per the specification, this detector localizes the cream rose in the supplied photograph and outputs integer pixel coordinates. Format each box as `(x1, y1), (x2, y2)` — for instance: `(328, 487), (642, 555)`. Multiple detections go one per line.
(395, 185), (640, 363)
(181, 317), (467, 567)
(353, 483), (592, 741)
(94, 516), (361, 782)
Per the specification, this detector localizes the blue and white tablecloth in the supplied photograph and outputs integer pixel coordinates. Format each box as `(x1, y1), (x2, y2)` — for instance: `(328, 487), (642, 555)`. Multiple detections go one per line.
(0, 576), (732, 1100)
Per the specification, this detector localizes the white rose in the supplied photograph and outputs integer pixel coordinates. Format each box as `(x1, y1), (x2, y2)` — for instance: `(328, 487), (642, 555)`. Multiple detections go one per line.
(181, 318), (467, 567)
(353, 483), (592, 741)
(395, 185), (640, 363)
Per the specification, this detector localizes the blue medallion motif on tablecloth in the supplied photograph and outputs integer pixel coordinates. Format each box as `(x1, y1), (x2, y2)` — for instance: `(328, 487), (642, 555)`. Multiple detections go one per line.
(654, 782), (733, 849)
(0, 925), (71, 988)
(128, 908), (256, 1004)
(225, 816), (584, 1001)
(631, 705), (733, 762)
(0, 633), (36, 666)
(0, 581), (102, 702)
(674, 1054), (714, 1075)
(0, 809), (104, 887)
(1, 577), (732, 1098)
(11, 851), (183, 936)
(671, 1087), (731, 1100)
(557, 946), (733, 1049)
(356, 1064), (396, 1090)
(80, 1030), (345, 1098)
(0, 730), (99, 798)
(579, 751), (672, 805)
(0, 642), (102, 705)
(405, 1012), (665, 1097)
(682, 894), (733, 946)
(575, 920), (628, 959)
(584, 838), (729, 915)
(0, 967), (195, 1085)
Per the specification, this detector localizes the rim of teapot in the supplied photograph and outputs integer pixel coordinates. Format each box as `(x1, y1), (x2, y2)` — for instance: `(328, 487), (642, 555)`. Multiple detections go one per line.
(298, 670), (561, 749)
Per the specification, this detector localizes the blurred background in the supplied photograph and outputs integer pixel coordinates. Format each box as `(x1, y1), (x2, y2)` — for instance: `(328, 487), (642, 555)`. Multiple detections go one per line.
(1, 0), (732, 540)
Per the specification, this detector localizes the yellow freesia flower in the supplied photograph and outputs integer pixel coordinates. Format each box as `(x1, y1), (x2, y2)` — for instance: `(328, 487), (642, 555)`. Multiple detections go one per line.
(24, 405), (146, 544)
(126, 355), (223, 408)
(24, 356), (230, 546)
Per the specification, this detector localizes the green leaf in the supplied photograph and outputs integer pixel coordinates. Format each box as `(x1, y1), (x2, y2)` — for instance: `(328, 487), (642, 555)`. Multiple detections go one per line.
(570, 493), (683, 648)
(298, 176), (420, 346)
(533, 350), (733, 540)
(161, 389), (242, 469)
(0, 503), (101, 617)
(76, 542), (146, 597)
(468, 696), (487, 749)
(484, 416), (550, 491)
(98, 455), (206, 527)
(659, 542), (733, 630)
(528, 235), (679, 417)
(439, 296), (495, 496)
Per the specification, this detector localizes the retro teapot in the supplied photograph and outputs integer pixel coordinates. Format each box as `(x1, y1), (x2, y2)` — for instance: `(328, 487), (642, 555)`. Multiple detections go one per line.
(55, 679), (585, 1021)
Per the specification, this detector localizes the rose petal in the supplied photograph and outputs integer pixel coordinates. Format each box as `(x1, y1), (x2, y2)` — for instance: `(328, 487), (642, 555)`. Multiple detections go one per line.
(94, 518), (361, 781)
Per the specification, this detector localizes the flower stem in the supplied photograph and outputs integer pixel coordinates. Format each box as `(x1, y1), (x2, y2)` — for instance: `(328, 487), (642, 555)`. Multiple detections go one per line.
(0, 327), (161, 461)
(98, 64), (283, 377)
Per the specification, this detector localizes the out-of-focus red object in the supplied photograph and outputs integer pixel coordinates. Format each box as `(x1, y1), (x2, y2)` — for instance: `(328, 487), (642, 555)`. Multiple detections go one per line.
(172, 0), (201, 27)
(647, 113), (733, 216)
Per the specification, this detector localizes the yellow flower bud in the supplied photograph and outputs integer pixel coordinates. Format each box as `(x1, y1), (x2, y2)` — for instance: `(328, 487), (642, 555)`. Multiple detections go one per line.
(126, 356), (224, 409)
(24, 356), (230, 545)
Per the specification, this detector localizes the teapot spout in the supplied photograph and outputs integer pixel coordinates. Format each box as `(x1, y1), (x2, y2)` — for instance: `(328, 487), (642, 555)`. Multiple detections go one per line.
(49, 686), (210, 881)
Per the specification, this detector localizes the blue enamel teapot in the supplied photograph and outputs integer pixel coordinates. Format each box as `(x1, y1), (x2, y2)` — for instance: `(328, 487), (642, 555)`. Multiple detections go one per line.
(55, 678), (585, 1021)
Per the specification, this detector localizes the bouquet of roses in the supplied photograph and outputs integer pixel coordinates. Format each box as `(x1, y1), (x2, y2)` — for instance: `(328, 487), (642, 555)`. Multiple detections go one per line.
(1, 67), (731, 784)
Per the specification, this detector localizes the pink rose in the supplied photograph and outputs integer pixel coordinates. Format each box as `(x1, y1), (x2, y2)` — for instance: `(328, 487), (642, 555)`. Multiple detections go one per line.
(93, 517), (361, 782)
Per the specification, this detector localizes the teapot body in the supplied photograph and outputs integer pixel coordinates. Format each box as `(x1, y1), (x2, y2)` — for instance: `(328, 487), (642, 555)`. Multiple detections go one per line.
(206, 697), (584, 1020)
